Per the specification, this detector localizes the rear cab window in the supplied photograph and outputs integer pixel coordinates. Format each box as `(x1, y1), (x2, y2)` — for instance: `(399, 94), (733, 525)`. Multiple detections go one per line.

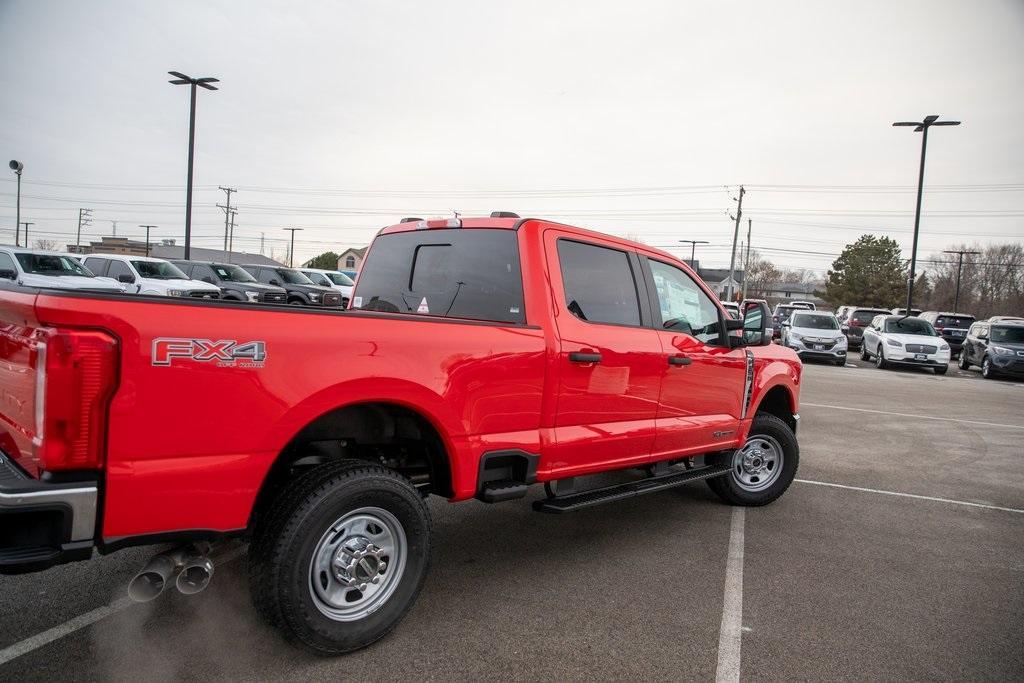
(557, 239), (641, 326)
(353, 228), (525, 324)
(935, 315), (975, 329)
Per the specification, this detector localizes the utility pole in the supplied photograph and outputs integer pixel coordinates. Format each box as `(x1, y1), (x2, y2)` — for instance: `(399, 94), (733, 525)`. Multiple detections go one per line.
(893, 115), (960, 313)
(727, 185), (745, 301)
(283, 228), (303, 267)
(260, 232), (265, 256)
(742, 218), (752, 300)
(678, 239), (709, 269)
(217, 186), (236, 252)
(943, 249), (980, 313)
(76, 208), (93, 249)
(21, 222), (33, 248)
(140, 225), (157, 257)
(227, 210), (237, 261)
(110, 220), (118, 237)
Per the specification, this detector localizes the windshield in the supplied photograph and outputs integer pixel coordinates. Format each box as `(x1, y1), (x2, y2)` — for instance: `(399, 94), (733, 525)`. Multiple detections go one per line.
(935, 315), (974, 329)
(851, 309), (887, 323)
(15, 253), (93, 277)
(792, 313), (839, 330)
(278, 268), (315, 285)
(325, 272), (354, 286)
(990, 326), (1024, 344)
(884, 317), (936, 336)
(131, 260), (188, 279)
(213, 264), (257, 283)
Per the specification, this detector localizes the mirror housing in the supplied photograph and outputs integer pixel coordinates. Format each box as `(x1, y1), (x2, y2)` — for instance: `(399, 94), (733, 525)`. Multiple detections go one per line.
(269, 278), (282, 286)
(117, 273), (135, 284)
(738, 300), (772, 347)
(0, 269), (16, 280)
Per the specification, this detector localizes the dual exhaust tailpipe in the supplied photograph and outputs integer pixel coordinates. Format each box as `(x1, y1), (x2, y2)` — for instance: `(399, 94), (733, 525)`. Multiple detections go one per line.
(128, 543), (215, 603)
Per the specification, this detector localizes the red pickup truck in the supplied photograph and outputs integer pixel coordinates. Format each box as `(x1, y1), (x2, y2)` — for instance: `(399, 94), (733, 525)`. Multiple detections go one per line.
(0, 215), (800, 654)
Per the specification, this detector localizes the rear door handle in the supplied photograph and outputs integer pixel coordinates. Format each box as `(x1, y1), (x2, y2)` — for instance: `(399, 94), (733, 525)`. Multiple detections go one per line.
(568, 352), (602, 363)
(668, 356), (692, 366)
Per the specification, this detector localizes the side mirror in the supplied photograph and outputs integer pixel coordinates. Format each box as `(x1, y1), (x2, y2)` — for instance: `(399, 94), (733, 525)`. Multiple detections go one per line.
(269, 279), (282, 286)
(117, 274), (135, 284)
(0, 269), (16, 280)
(782, 321), (791, 328)
(739, 301), (771, 346)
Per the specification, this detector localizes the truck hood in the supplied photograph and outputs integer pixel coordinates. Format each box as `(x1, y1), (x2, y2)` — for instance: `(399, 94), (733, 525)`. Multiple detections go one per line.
(18, 273), (125, 292)
(144, 278), (221, 292)
(235, 282), (286, 293)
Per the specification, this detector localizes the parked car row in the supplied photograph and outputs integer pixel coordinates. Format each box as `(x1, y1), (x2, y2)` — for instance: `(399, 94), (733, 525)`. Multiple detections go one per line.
(0, 245), (354, 308)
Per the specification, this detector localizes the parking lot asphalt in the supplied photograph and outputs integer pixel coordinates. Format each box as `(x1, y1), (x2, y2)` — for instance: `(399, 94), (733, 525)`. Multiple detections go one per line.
(1, 363), (1022, 681)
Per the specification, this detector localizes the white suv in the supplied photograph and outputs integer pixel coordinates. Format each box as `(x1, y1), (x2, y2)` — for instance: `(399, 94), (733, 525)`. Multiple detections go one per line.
(781, 310), (847, 366)
(81, 254), (221, 298)
(0, 247), (125, 293)
(300, 268), (354, 305)
(860, 314), (951, 375)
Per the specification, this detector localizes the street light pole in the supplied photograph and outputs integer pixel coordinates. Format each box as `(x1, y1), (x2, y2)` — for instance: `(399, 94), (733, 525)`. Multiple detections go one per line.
(168, 71), (219, 260)
(9, 160), (23, 238)
(140, 225), (157, 257)
(742, 218), (752, 300)
(678, 239), (709, 269)
(893, 115), (960, 313)
(283, 228), (303, 267)
(942, 249), (980, 313)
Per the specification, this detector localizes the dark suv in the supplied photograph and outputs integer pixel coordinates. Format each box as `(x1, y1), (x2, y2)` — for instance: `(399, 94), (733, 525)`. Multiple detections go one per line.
(959, 320), (1024, 379)
(240, 264), (342, 307)
(771, 304), (810, 339)
(918, 311), (975, 357)
(841, 307), (891, 349)
(173, 261), (288, 304)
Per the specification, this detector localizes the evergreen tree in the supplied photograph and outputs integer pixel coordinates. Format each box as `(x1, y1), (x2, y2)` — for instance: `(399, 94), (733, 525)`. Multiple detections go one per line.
(823, 235), (906, 307)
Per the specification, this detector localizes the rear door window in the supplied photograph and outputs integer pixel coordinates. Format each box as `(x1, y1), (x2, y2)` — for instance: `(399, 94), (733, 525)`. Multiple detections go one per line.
(354, 229), (525, 324)
(83, 258), (109, 276)
(557, 239), (640, 326)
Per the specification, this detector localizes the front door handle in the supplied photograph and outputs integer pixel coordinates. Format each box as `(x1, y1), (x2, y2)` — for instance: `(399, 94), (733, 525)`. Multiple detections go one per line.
(668, 356), (692, 366)
(568, 352), (602, 363)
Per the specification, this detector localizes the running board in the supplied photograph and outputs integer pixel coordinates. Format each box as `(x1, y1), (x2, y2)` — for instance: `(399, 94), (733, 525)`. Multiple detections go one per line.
(532, 464), (731, 513)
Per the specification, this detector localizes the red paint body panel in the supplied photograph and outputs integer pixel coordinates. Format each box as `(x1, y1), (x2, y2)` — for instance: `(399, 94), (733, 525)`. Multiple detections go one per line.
(0, 217), (801, 546)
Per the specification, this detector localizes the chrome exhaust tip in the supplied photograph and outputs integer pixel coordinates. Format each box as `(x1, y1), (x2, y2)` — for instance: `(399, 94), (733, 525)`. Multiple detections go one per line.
(175, 555), (214, 595)
(128, 552), (181, 603)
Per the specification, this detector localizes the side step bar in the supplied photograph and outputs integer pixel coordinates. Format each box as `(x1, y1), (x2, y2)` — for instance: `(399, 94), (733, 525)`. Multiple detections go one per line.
(533, 464), (731, 514)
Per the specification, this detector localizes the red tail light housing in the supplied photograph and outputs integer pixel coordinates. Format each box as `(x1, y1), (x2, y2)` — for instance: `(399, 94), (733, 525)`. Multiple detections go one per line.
(36, 328), (119, 471)
(848, 319), (863, 327)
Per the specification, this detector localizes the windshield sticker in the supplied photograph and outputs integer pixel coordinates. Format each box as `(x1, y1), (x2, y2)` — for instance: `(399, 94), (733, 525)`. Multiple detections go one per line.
(153, 338), (266, 368)
(353, 296), (362, 308)
(417, 297), (430, 314)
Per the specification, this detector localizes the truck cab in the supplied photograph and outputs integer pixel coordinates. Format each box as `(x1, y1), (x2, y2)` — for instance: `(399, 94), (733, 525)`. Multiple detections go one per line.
(81, 254), (221, 298)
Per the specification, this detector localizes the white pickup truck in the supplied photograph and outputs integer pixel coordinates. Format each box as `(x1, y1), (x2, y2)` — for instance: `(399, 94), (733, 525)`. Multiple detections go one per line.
(80, 254), (221, 298)
(0, 247), (124, 293)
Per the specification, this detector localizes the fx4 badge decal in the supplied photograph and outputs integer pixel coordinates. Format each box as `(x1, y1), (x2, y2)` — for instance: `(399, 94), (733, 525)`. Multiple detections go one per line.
(152, 338), (267, 367)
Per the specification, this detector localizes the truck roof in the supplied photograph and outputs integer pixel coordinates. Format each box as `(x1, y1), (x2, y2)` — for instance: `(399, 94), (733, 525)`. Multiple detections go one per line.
(377, 216), (682, 265)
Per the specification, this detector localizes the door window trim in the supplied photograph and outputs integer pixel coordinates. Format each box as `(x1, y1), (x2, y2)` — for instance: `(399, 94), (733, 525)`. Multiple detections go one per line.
(638, 255), (729, 347)
(554, 237), (652, 329)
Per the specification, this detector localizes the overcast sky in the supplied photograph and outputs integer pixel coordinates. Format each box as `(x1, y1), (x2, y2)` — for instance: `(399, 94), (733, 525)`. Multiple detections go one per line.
(1, 0), (1022, 272)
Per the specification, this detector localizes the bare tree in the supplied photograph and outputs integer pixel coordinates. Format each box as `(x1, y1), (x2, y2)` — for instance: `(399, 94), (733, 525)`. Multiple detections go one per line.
(923, 243), (1024, 317)
(33, 239), (61, 251)
(744, 250), (782, 299)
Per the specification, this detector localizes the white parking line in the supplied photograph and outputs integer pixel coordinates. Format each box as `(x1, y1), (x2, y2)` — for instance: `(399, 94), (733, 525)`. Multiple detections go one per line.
(0, 545), (246, 667)
(715, 506), (745, 683)
(801, 402), (1024, 430)
(796, 479), (1024, 514)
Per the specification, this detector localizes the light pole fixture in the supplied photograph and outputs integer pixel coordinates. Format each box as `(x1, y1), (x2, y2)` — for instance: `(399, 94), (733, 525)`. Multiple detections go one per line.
(140, 225), (157, 257)
(679, 240), (709, 269)
(168, 71), (219, 260)
(9, 160), (23, 238)
(892, 114), (960, 313)
(283, 228), (303, 267)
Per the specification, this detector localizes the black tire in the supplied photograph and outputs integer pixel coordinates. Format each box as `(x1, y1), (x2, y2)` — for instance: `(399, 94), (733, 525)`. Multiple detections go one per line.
(288, 298), (305, 306)
(982, 356), (996, 379)
(958, 353), (970, 370)
(834, 358), (846, 366)
(248, 460), (431, 655)
(860, 344), (870, 361)
(707, 413), (799, 506)
(875, 345), (888, 369)
(934, 365), (948, 375)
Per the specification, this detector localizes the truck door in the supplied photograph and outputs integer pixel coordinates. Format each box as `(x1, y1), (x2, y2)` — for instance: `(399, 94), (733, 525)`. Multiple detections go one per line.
(639, 256), (746, 458)
(543, 232), (664, 477)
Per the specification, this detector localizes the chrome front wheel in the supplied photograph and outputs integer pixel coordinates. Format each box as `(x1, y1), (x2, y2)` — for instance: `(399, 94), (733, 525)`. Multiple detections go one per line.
(730, 434), (784, 493)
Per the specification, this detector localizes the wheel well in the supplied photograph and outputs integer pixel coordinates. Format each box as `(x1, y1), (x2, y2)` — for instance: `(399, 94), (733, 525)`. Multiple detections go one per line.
(250, 402), (452, 528)
(754, 385), (796, 432)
